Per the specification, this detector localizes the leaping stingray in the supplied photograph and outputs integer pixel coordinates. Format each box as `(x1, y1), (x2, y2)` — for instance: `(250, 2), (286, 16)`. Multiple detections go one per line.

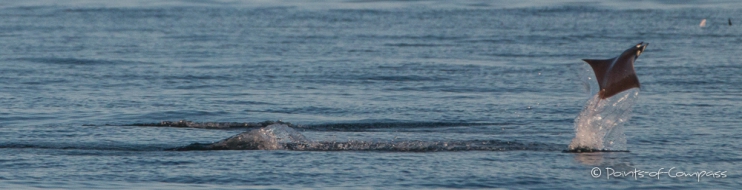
(583, 42), (647, 99)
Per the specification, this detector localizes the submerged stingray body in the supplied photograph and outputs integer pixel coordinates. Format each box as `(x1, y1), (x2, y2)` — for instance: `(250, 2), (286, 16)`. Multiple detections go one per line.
(583, 42), (648, 99)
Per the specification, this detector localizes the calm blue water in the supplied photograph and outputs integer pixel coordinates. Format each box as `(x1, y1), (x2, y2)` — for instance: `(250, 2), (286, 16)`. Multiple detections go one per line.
(1, 0), (741, 189)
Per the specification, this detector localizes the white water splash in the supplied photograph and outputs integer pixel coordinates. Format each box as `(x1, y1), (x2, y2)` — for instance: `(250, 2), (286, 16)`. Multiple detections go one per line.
(568, 88), (639, 151)
(176, 124), (565, 151)
(209, 124), (309, 150)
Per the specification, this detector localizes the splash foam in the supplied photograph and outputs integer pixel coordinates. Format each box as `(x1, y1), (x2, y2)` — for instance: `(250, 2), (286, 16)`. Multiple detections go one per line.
(568, 89), (639, 152)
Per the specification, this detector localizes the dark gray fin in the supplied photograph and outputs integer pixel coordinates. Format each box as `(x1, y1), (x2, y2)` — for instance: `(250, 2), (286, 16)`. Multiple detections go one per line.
(601, 73), (640, 99)
(583, 58), (614, 95)
(583, 58), (641, 99)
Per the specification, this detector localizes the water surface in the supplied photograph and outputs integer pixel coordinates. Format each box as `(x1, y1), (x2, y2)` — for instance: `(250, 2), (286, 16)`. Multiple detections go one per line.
(1, 0), (741, 189)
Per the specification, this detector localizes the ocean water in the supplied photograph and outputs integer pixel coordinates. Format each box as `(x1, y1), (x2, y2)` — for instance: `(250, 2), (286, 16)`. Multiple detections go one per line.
(1, 0), (741, 189)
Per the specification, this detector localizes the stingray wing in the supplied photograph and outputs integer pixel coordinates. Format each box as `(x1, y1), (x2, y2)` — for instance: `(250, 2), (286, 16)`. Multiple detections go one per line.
(602, 59), (640, 99)
(583, 58), (640, 99)
(583, 58), (614, 92)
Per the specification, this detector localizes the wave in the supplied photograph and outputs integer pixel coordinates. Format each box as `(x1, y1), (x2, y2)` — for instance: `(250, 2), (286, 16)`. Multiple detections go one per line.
(173, 140), (564, 152)
(122, 120), (293, 129)
(119, 120), (510, 131)
(14, 57), (151, 65)
(0, 143), (165, 152)
(3, 122), (563, 152)
(168, 124), (564, 152)
(300, 121), (511, 131)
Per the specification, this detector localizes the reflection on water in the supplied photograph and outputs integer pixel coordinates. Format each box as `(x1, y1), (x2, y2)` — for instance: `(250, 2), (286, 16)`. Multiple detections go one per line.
(573, 152), (634, 168)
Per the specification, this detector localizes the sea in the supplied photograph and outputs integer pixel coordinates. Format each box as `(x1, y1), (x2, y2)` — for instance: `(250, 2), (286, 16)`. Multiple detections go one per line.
(1, 0), (741, 189)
